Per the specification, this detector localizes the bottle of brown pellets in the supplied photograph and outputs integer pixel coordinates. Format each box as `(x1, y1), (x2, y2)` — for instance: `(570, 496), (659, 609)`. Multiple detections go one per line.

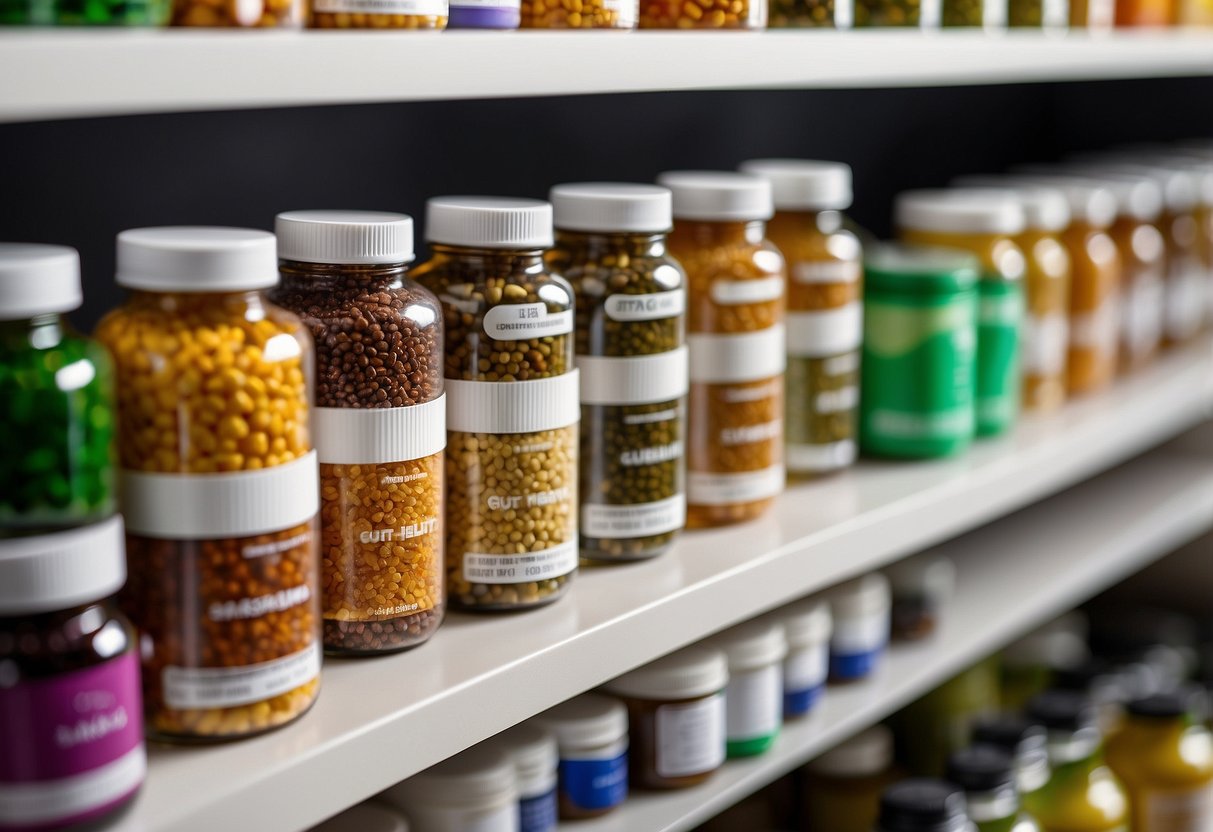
(548, 183), (687, 563)
(413, 198), (579, 611)
(271, 211), (446, 656)
(96, 227), (322, 742)
(656, 172), (786, 529)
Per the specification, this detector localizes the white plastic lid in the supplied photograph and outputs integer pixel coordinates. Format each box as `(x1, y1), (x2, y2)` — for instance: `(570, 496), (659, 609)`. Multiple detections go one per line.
(775, 596), (833, 650)
(604, 645), (729, 701)
(657, 171), (774, 222)
(1142, 156), (1213, 206)
(950, 178), (1070, 232)
(809, 724), (894, 777)
(276, 210), (415, 265)
(425, 197), (553, 249)
(895, 189), (1026, 236)
(384, 745), (517, 812)
(534, 693), (629, 752)
(1074, 161), (1197, 213)
(825, 572), (891, 619)
(0, 516), (126, 615)
(709, 617), (788, 673)
(1000, 173), (1119, 228)
(116, 227), (279, 292)
(885, 554), (957, 604)
(738, 159), (854, 211)
(1041, 168), (1164, 221)
(312, 803), (409, 832)
(549, 183), (673, 233)
(0, 243), (82, 321)
(1001, 612), (1090, 669)
(489, 723), (558, 795)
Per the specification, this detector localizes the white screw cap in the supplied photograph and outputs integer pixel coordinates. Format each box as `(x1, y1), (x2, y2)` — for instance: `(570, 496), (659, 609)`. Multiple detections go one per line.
(895, 189), (1026, 236)
(276, 210), (415, 265)
(739, 159), (854, 211)
(0, 243), (82, 321)
(116, 227), (279, 292)
(0, 516), (126, 615)
(658, 171), (774, 222)
(425, 197), (553, 249)
(550, 183), (673, 233)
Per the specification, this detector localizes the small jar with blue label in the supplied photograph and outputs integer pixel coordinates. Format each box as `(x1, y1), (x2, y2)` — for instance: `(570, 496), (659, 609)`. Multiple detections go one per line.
(490, 723), (559, 832)
(535, 693), (629, 819)
(773, 596), (832, 718)
(825, 572), (891, 682)
(710, 617), (788, 758)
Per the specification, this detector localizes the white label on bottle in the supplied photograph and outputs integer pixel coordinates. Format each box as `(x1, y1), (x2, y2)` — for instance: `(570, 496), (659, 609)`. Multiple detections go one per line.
(831, 611), (889, 656)
(582, 494), (685, 539)
(746, 0), (766, 25)
(1165, 267), (1207, 342)
(483, 303), (574, 341)
(786, 304), (863, 358)
(577, 348), (688, 406)
(786, 439), (856, 473)
(605, 290), (684, 322)
(162, 642), (320, 710)
(604, 0), (637, 25)
(793, 261), (861, 285)
(784, 643), (829, 693)
(0, 745), (146, 827)
(1023, 312), (1068, 376)
(1123, 274), (1165, 360)
(445, 373), (581, 434)
(1071, 297), (1119, 352)
(1144, 786), (1213, 832)
(725, 665), (781, 742)
(687, 325), (786, 384)
(463, 541), (578, 585)
(313, 396), (446, 465)
(312, 0), (445, 12)
(655, 694), (726, 779)
(687, 464), (783, 506)
(710, 276), (784, 306)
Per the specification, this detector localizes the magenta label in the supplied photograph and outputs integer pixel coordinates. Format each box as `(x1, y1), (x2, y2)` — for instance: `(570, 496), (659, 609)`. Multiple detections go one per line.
(0, 651), (143, 785)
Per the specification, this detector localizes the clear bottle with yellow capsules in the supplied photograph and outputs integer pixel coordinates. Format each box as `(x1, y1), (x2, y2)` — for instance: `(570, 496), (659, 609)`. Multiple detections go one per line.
(740, 159), (862, 478)
(1105, 691), (1213, 832)
(657, 171), (785, 529)
(896, 189), (1026, 438)
(96, 227), (321, 743)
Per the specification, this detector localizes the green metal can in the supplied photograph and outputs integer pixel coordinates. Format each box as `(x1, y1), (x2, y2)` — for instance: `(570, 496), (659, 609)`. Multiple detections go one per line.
(860, 244), (980, 459)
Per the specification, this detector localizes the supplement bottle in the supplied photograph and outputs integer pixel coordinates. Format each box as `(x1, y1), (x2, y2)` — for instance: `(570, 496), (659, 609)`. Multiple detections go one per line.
(657, 171), (785, 529)
(172, 0), (300, 25)
(272, 211), (445, 656)
(446, 0), (518, 28)
(383, 745), (520, 832)
(1008, 0), (1067, 27)
(710, 617), (787, 757)
(0, 244), (116, 535)
(772, 596), (832, 718)
(896, 189), (1027, 437)
(803, 724), (899, 832)
(740, 158), (862, 477)
(1105, 691), (1213, 832)
(306, 0), (445, 27)
(859, 245), (980, 459)
(312, 803), (411, 832)
(489, 723), (559, 832)
(413, 198), (579, 612)
(1023, 690), (1128, 832)
(604, 645), (728, 790)
(854, 0), (941, 26)
(947, 745), (1041, 832)
(521, 0), (635, 27)
(548, 183), (687, 562)
(0, 518), (145, 831)
(972, 715), (1052, 807)
(886, 552), (956, 641)
(534, 693), (629, 819)
(0, 0), (167, 24)
(875, 779), (977, 832)
(826, 572), (891, 682)
(96, 227), (321, 742)
(769, 0), (853, 27)
(640, 0), (764, 28)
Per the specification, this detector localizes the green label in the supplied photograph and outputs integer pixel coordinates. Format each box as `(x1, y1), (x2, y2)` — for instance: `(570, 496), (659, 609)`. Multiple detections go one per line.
(975, 279), (1022, 437)
(860, 294), (976, 456)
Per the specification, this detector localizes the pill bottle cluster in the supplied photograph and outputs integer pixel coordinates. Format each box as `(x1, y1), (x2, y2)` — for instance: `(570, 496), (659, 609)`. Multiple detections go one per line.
(2, 0), (1207, 32)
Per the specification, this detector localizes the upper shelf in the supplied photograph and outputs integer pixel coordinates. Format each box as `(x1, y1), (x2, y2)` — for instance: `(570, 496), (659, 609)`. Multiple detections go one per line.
(0, 29), (1211, 122)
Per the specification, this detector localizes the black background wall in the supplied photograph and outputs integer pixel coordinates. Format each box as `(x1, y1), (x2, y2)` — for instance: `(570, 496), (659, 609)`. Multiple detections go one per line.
(1, 75), (1210, 329)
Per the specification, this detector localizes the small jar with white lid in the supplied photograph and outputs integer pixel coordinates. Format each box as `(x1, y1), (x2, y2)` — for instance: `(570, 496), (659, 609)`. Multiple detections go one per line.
(770, 596), (832, 718)
(825, 572), (891, 682)
(604, 645), (728, 790)
(534, 693), (629, 819)
(710, 617), (788, 757)
(885, 552), (956, 642)
(488, 723), (559, 832)
(382, 745), (519, 832)
(311, 802), (410, 832)
(0, 517), (146, 831)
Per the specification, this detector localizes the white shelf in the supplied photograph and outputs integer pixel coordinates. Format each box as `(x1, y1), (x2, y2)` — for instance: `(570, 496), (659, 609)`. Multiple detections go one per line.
(580, 445), (1213, 832)
(1, 29), (1212, 122)
(114, 336), (1212, 832)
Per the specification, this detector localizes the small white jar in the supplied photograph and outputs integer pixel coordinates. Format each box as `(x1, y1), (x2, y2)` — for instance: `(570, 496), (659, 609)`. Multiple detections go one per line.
(824, 573), (891, 682)
(885, 553), (956, 641)
(312, 803), (410, 832)
(534, 693), (629, 819)
(382, 745), (519, 832)
(489, 723), (559, 832)
(710, 617), (787, 758)
(772, 596), (832, 718)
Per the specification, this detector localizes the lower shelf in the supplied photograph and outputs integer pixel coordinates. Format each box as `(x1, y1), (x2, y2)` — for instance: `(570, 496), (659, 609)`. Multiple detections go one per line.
(578, 443), (1213, 832)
